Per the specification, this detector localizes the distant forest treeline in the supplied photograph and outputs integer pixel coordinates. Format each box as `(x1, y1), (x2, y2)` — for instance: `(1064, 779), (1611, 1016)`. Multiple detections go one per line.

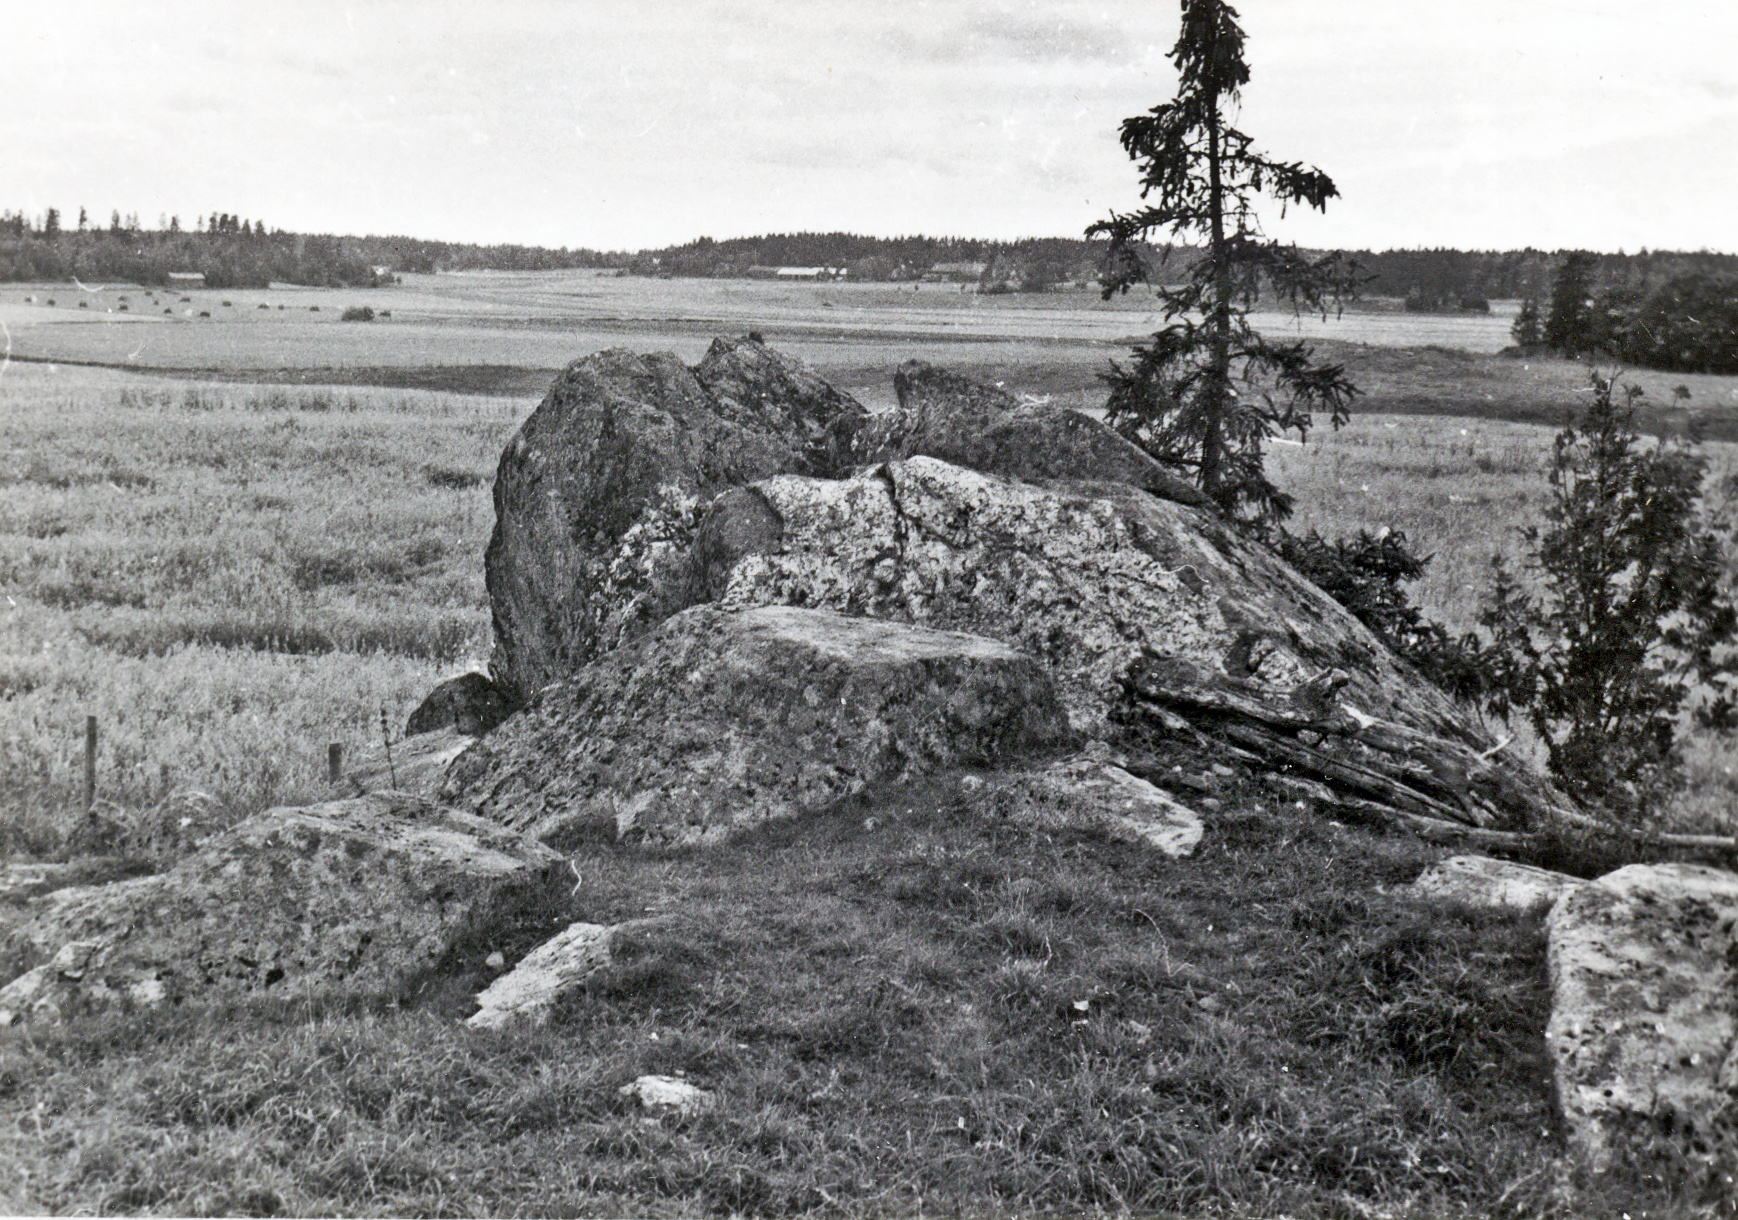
(0, 209), (609, 289)
(623, 236), (1738, 305)
(3, 208), (1736, 302)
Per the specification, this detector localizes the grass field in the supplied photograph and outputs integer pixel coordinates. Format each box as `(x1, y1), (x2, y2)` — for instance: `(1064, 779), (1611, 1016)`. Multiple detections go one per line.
(1, 786), (1603, 1218)
(6, 326), (1736, 843)
(4, 280), (1738, 1215)
(0, 361), (530, 849)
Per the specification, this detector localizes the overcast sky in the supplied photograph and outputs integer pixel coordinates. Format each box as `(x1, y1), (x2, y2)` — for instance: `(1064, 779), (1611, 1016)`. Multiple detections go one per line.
(6, 0), (1735, 254)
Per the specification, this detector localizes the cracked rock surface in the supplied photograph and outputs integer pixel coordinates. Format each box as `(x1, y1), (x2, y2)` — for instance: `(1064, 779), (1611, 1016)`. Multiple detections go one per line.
(485, 338), (869, 705)
(713, 455), (1475, 743)
(442, 604), (1075, 848)
(862, 359), (1210, 507)
(0, 793), (565, 1027)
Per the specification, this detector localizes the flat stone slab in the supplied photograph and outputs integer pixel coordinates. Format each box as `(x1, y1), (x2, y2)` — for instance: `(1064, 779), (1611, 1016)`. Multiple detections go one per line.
(0, 793), (565, 1026)
(444, 604), (1074, 848)
(968, 754), (1204, 858)
(1546, 862), (1738, 1170)
(469, 920), (613, 1030)
(1410, 854), (1584, 917)
(468, 915), (677, 1030)
(0, 858), (154, 906)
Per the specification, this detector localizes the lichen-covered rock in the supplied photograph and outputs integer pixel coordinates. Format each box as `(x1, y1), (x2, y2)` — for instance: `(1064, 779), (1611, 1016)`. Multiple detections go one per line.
(1546, 862), (1738, 1171)
(709, 455), (1479, 745)
(692, 334), (870, 476)
(0, 858), (154, 907)
(0, 793), (565, 1026)
(443, 604), (1075, 848)
(1410, 855), (1583, 917)
(864, 360), (1208, 507)
(485, 342), (867, 704)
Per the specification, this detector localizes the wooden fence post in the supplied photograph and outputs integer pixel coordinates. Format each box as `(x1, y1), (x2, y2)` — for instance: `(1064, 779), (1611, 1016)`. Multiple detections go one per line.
(328, 742), (344, 785)
(84, 715), (97, 811)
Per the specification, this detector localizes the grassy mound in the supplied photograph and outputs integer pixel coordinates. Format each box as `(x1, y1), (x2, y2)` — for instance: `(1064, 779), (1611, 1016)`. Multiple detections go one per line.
(6, 752), (1708, 1218)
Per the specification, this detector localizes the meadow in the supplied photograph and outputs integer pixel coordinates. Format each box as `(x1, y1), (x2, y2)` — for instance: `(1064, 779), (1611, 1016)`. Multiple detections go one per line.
(6, 275), (1737, 840)
(4, 276), (1738, 1215)
(0, 362), (528, 849)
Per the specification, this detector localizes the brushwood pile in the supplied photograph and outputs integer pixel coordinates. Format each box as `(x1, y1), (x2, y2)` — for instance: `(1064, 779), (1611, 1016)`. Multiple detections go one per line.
(3, 336), (1732, 1181)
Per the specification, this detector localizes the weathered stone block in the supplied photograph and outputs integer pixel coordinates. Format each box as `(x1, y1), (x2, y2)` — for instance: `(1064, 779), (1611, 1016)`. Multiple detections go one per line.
(1546, 862), (1738, 1170)
(484, 341), (868, 703)
(444, 604), (1075, 848)
(0, 793), (565, 1026)
(1410, 854), (1583, 917)
(405, 672), (516, 737)
(864, 360), (1208, 506)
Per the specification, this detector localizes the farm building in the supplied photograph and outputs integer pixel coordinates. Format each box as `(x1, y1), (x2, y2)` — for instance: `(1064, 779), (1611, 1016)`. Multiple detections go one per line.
(922, 261), (988, 284)
(167, 271), (205, 287)
(746, 266), (844, 281)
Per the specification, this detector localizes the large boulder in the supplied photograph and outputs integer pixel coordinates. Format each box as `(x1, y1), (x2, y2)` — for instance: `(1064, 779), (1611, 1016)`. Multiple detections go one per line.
(1545, 863), (1738, 1171)
(478, 344), (1570, 837)
(484, 340), (869, 704)
(443, 604), (1075, 848)
(0, 793), (565, 1026)
(711, 456), (1443, 735)
(865, 360), (1209, 507)
(702, 456), (1564, 831)
(692, 334), (870, 475)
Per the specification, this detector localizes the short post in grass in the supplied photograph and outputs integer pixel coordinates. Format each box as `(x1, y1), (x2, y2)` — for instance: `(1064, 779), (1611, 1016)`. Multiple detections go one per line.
(84, 715), (97, 811)
(378, 708), (398, 790)
(328, 742), (344, 785)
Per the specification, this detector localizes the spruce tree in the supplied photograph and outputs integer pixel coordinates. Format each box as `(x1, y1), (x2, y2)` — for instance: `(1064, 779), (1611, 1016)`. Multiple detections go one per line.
(1543, 251), (1597, 356)
(1510, 298), (1542, 347)
(1090, 0), (1358, 522)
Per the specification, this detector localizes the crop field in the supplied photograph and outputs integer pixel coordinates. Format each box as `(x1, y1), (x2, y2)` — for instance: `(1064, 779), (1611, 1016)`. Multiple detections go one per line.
(4, 275), (1738, 1215)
